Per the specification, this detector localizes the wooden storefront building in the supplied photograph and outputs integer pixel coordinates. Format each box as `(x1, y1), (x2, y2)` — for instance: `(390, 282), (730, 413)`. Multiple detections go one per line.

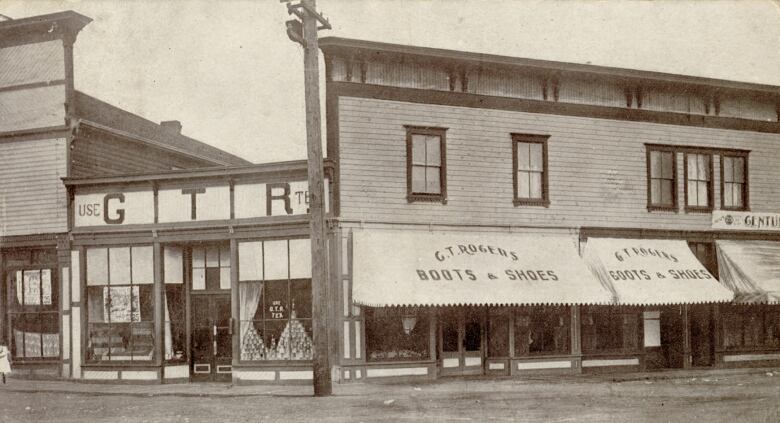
(4, 11), (780, 385)
(320, 37), (780, 383)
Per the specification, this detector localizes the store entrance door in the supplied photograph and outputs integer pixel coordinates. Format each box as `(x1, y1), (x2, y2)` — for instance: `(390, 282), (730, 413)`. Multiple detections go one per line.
(439, 308), (484, 376)
(689, 305), (715, 367)
(191, 294), (232, 382)
(644, 307), (685, 370)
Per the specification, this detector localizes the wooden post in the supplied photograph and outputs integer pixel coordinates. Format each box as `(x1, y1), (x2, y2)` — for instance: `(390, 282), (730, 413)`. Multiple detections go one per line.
(301, 0), (331, 396)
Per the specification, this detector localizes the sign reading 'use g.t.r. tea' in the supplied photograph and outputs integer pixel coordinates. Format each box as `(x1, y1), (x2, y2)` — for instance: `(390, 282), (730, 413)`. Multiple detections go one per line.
(74, 180), (329, 227)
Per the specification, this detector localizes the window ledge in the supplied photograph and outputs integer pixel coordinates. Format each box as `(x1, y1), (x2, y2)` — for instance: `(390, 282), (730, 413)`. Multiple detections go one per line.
(720, 206), (751, 212)
(407, 194), (447, 204)
(647, 205), (678, 213)
(514, 199), (549, 208)
(684, 206), (713, 214)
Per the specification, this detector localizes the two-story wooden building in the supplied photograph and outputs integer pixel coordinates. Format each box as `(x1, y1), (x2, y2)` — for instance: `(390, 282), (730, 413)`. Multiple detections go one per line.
(0, 11), (249, 380)
(6, 10), (780, 386)
(319, 37), (780, 383)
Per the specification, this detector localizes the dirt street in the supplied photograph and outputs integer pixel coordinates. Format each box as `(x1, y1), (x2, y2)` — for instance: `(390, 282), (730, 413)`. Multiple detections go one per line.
(1, 371), (779, 422)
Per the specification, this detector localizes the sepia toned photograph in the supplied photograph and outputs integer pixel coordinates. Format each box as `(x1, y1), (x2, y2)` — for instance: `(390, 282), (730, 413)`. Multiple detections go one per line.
(0, 0), (779, 421)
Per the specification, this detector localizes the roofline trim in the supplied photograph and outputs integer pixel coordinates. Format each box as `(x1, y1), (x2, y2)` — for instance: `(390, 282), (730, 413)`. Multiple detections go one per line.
(319, 37), (780, 95)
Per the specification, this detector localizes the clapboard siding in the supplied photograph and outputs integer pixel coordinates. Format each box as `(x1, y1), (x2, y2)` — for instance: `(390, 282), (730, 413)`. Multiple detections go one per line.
(337, 96), (780, 230)
(0, 84), (65, 133)
(0, 40), (64, 89)
(0, 138), (67, 236)
(71, 129), (215, 177)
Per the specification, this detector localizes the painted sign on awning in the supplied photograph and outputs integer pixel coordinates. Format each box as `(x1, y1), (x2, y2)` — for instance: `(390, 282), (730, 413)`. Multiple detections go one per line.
(583, 238), (733, 305)
(351, 230), (612, 307)
(712, 211), (780, 232)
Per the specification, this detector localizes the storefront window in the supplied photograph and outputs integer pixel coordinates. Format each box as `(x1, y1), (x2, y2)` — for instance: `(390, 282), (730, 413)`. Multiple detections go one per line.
(721, 305), (780, 350)
(582, 306), (639, 354)
(514, 306), (570, 356)
(488, 308), (510, 358)
(7, 269), (60, 359)
(238, 239), (313, 361)
(164, 246), (186, 362)
(365, 307), (430, 361)
(86, 246), (154, 362)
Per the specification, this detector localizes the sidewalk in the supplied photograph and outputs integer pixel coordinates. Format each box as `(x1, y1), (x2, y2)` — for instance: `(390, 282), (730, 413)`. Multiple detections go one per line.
(2, 365), (778, 398)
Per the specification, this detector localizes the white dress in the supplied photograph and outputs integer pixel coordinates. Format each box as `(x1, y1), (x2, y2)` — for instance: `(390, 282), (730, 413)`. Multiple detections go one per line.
(0, 348), (11, 373)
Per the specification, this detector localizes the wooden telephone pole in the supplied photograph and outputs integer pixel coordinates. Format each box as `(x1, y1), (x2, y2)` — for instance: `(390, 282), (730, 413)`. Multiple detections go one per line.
(281, 0), (332, 396)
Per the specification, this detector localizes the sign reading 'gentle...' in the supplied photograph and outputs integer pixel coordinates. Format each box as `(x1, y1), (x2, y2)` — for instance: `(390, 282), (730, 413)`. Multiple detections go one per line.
(712, 211), (780, 232)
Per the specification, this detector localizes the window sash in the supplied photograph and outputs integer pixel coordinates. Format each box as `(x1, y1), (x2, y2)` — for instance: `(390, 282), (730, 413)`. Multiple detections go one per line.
(648, 150), (675, 207)
(722, 155), (747, 209)
(514, 138), (547, 204)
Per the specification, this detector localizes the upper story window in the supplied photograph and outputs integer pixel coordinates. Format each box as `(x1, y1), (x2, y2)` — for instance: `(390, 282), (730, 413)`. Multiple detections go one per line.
(406, 126), (447, 203)
(684, 152), (713, 212)
(513, 134), (549, 206)
(721, 153), (749, 210)
(647, 147), (676, 210)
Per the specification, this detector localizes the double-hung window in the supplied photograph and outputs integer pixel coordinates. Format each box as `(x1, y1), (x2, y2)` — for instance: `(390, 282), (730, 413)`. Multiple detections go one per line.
(647, 147), (676, 210)
(684, 152), (713, 211)
(406, 126), (446, 203)
(513, 134), (549, 206)
(721, 153), (748, 210)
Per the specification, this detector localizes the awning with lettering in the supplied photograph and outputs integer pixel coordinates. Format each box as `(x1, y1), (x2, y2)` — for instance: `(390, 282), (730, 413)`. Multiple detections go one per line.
(583, 238), (733, 305)
(350, 230), (613, 307)
(716, 240), (780, 304)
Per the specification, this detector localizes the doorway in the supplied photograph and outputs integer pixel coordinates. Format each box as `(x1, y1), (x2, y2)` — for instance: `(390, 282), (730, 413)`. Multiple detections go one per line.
(644, 307), (685, 370)
(438, 308), (484, 376)
(689, 305), (715, 367)
(191, 294), (231, 382)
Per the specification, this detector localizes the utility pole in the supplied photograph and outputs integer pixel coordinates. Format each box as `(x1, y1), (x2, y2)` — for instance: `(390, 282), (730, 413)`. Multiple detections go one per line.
(281, 0), (332, 396)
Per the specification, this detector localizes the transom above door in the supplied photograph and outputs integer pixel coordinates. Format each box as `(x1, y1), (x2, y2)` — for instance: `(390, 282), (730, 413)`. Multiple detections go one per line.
(191, 245), (231, 292)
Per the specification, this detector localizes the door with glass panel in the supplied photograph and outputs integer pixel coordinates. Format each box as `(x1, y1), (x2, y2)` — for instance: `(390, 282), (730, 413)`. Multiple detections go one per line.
(438, 307), (484, 376)
(191, 294), (231, 382)
(189, 245), (232, 382)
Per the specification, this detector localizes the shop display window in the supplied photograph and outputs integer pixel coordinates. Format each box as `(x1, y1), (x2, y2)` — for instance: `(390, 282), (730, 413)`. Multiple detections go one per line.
(514, 306), (570, 356)
(7, 269), (60, 359)
(365, 307), (430, 361)
(581, 306), (640, 354)
(487, 308), (510, 358)
(164, 246), (186, 363)
(86, 246), (154, 362)
(721, 305), (780, 350)
(238, 239), (314, 361)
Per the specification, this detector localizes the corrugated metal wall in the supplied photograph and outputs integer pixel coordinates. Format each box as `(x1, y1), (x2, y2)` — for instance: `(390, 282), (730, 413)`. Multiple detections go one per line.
(0, 41), (66, 133)
(336, 96), (780, 230)
(0, 138), (68, 236)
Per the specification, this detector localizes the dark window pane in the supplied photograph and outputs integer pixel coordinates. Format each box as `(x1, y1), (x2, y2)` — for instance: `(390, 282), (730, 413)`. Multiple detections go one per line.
(138, 285), (154, 322)
(463, 309), (482, 352)
(87, 323), (112, 361)
(264, 281), (289, 320)
(290, 279), (312, 319)
(205, 267), (221, 291)
(365, 308), (429, 361)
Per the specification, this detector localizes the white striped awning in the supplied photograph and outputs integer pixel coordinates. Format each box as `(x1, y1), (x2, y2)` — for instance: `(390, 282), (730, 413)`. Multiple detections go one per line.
(583, 238), (733, 305)
(716, 240), (780, 304)
(350, 230), (612, 307)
